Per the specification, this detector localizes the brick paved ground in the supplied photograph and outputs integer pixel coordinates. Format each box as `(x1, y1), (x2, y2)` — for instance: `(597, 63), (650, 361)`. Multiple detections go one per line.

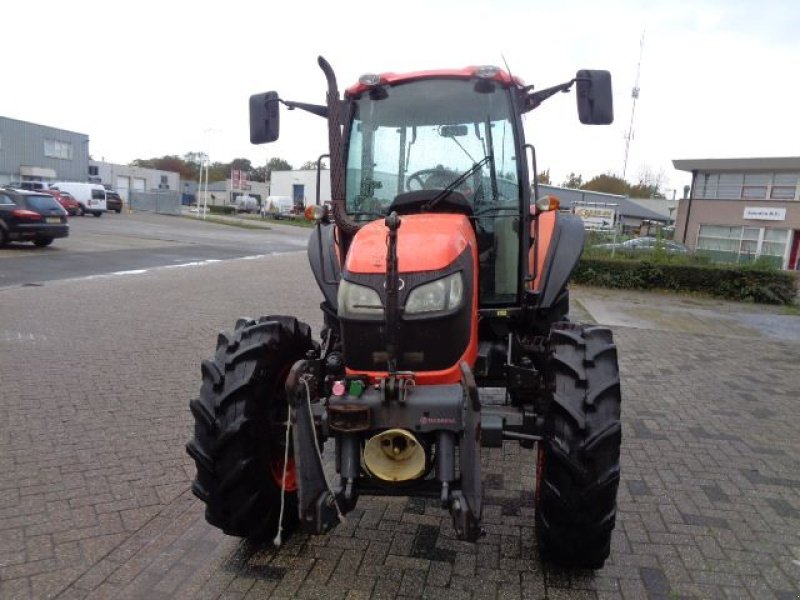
(1, 251), (799, 599)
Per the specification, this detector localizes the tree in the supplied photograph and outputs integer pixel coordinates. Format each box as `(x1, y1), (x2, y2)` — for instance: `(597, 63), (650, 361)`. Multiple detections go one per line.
(299, 159), (328, 170)
(582, 173), (628, 196)
(230, 158), (253, 172)
(265, 157), (293, 181)
(536, 168), (551, 185)
(250, 166), (267, 183)
(131, 155), (198, 180)
(561, 172), (584, 189)
(629, 165), (666, 198)
(206, 162), (229, 183)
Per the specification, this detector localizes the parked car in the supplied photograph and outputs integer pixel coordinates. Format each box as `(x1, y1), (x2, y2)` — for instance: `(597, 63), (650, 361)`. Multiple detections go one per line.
(48, 182), (107, 217)
(4, 181), (50, 191)
(592, 236), (689, 254)
(40, 189), (80, 216)
(0, 188), (69, 247)
(105, 190), (123, 213)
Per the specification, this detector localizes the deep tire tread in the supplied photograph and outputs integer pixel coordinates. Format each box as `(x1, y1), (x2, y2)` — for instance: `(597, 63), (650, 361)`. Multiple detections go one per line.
(186, 315), (312, 541)
(536, 322), (622, 569)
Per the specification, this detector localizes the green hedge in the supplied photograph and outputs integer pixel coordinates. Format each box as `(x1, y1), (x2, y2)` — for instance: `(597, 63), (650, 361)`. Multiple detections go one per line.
(574, 258), (798, 305)
(208, 205), (237, 215)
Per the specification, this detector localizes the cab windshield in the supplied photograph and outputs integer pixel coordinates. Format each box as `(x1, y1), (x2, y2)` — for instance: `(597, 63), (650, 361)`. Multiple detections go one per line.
(345, 78), (520, 217)
(345, 78), (522, 304)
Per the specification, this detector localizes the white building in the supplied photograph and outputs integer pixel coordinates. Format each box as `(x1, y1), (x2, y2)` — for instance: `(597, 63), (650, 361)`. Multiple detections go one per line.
(270, 169), (331, 207)
(88, 161), (181, 202)
(193, 179), (270, 207)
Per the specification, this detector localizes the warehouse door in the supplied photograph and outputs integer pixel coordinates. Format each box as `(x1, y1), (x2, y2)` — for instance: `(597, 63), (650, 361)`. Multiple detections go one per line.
(292, 184), (305, 211)
(116, 176), (130, 202)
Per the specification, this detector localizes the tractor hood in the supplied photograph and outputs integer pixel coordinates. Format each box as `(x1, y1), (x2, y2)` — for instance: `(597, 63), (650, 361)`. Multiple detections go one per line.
(345, 214), (476, 274)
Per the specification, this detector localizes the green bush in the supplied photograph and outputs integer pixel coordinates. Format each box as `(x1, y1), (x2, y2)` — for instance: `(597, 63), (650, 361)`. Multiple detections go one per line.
(208, 205), (236, 215)
(574, 258), (798, 305)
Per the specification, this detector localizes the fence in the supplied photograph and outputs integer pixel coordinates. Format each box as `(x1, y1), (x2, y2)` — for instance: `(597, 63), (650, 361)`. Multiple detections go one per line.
(129, 190), (182, 215)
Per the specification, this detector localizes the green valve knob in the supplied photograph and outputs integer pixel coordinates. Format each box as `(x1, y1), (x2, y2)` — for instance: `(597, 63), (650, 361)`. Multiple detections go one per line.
(348, 379), (365, 397)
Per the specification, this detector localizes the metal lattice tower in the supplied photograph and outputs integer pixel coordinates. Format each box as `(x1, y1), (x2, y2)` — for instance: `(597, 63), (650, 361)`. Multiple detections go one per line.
(622, 32), (645, 180)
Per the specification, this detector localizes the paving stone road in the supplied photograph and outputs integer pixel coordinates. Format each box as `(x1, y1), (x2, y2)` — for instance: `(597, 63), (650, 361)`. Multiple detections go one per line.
(0, 251), (798, 599)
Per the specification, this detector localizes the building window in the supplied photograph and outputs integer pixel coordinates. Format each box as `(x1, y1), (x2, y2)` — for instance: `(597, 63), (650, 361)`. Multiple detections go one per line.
(696, 171), (798, 201)
(696, 224), (788, 268)
(88, 165), (99, 176)
(772, 172), (798, 199)
(160, 175), (168, 184)
(741, 186), (767, 199)
(44, 140), (73, 160)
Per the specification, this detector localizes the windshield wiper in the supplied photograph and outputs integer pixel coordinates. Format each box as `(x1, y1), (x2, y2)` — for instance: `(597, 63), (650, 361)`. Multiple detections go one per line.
(424, 155), (492, 212)
(472, 205), (517, 217)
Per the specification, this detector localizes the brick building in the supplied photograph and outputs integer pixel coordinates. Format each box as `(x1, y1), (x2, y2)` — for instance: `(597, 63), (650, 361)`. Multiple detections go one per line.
(673, 157), (800, 270)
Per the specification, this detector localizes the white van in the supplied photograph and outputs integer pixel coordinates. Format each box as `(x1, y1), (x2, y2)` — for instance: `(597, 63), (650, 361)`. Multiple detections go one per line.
(49, 182), (107, 217)
(261, 195), (295, 219)
(234, 194), (258, 214)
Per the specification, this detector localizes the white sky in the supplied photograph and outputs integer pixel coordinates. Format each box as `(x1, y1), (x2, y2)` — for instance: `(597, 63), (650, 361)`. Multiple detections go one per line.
(3, 0), (798, 195)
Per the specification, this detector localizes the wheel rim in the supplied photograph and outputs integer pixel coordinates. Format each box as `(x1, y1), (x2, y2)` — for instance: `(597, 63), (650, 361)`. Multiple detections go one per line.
(266, 361), (299, 492)
(270, 457), (298, 491)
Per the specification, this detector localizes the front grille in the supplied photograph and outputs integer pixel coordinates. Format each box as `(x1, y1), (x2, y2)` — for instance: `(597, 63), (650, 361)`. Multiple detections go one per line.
(340, 249), (474, 373)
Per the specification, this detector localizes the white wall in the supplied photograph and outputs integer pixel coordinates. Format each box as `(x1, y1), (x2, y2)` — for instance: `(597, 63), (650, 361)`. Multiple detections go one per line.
(270, 169), (331, 206)
(90, 161), (180, 201)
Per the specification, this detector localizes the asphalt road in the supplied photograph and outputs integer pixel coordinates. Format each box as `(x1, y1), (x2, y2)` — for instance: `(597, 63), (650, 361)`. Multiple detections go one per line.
(0, 211), (310, 289)
(0, 221), (798, 599)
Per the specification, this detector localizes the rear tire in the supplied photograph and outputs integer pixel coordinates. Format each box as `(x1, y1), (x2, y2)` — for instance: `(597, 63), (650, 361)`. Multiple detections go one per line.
(93, 211), (102, 217)
(33, 238), (53, 247)
(535, 323), (622, 569)
(186, 315), (313, 541)
(0, 228), (8, 247)
(77, 204), (85, 216)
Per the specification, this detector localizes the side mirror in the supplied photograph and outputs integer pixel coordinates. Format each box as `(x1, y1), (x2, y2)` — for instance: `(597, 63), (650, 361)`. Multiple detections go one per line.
(249, 91), (280, 144)
(575, 70), (613, 125)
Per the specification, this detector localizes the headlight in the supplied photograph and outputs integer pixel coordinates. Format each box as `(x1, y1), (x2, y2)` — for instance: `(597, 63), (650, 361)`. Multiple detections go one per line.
(405, 272), (464, 314)
(338, 280), (384, 317)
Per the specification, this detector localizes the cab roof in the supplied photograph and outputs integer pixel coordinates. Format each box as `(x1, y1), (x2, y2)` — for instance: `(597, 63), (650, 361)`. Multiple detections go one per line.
(345, 66), (524, 97)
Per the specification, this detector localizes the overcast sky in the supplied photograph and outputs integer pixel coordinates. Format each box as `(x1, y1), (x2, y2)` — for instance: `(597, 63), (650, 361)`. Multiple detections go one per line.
(3, 0), (797, 195)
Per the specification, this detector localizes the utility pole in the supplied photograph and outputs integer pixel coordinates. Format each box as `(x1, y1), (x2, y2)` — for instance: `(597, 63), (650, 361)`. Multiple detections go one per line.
(622, 31), (645, 181)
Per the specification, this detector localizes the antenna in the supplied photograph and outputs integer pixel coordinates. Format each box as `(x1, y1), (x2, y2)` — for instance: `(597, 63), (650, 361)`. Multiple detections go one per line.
(622, 31), (645, 181)
(500, 53), (515, 83)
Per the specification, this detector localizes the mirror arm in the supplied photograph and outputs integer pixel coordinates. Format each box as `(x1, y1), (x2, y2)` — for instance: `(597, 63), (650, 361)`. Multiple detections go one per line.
(281, 99), (329, 118)
(521, 78), (577, 113)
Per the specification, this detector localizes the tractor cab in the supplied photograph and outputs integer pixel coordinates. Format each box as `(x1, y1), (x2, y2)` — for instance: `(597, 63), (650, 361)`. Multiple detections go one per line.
(342, 71), (523, 305)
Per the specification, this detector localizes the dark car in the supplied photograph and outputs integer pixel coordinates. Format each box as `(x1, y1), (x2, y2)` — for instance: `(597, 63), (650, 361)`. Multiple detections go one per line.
(40, 189), (80, 216)
(0, 188), (69, 247)
(105, 190), (123, 213)
(592, 236), (689, 254)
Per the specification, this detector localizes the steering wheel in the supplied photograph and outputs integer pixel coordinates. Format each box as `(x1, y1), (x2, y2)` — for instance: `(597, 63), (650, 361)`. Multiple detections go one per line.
(406, 168), (456, 192)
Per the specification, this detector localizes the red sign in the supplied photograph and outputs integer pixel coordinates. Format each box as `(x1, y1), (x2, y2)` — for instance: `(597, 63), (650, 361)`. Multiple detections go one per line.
(230, 169), (249, 190)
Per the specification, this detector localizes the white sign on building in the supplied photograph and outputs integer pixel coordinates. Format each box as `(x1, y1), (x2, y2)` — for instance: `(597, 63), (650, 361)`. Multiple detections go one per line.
(743, 207), (786, 221)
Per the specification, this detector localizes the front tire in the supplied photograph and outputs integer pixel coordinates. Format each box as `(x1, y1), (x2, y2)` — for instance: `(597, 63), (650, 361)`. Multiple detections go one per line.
(536, 323), (622, 569)
(186, 315), (313, 541)
(93, 211), (102, 217)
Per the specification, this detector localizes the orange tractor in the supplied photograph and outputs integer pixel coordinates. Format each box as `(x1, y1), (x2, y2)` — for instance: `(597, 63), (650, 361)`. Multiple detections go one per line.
(187, 58), (622, 568)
